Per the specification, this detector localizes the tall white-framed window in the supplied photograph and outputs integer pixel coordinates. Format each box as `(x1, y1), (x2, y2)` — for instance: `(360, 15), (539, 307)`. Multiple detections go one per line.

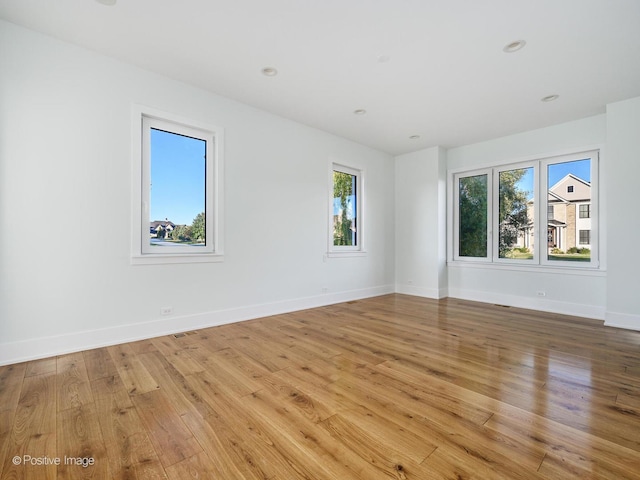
(493, 162), (537, 264)
(453, 168), (492, 262)
(451, 149), (599, 269)
(540, 151), (598, 268)
(131, 105), (224, 265)
(328, 163), (365, 256)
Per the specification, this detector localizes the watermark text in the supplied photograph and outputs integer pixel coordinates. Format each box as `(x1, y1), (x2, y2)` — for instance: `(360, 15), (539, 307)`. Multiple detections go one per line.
(13, 455), (95, 468)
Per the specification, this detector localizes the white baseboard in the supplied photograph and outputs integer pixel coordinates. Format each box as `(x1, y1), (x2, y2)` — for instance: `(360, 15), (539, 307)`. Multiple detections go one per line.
(0, 284), (394, 366)
(447, 287), (606, 321)
(605, 311), (640, 331)
(395, 283), (448, 299)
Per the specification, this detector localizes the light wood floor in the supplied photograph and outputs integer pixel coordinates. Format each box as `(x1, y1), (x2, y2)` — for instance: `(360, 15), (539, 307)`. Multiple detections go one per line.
(2, 294), (640, 479)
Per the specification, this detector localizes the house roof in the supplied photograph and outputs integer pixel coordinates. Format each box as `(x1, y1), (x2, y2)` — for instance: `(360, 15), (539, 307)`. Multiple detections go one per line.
(549, 173), (591, 203)
(1, 1), (639, 155)
(150, 220), (175, 229)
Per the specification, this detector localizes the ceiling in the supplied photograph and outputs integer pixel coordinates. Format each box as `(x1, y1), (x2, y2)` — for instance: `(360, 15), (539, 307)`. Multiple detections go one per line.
(1, 0), (639, 155)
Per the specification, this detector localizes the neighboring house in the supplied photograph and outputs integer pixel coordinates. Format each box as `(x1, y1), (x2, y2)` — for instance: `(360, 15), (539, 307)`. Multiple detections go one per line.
(521, 174), (591, 252)
(547, 174), (592, 252)
(150, 219), (175, 237)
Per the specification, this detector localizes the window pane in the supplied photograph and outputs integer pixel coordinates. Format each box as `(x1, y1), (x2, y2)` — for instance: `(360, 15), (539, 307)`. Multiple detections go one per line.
(333, 171), (357, 246)
(150, 128), (206, 248)
(547, 158), (591, 262)
(498, 167), (534, 259)
(458, 174), (487, 257)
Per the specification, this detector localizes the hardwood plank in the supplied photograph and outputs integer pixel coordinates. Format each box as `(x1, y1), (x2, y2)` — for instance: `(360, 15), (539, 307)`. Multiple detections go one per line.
(136, 351), (215, 419)
(163, 451), (227, 480)
(0, 362), (28, 479)
(56, 352), (93, 412)
(82, 348), (118, 381)
(1, 373), (57, 480)
(241, 387), (391, 479)
(149, 337), (205, 377)
(25, 357), (57, 377)
(107, 344), (159, 396)
(320, 412), (438, 479)
(91, 375), (166, 479)
(56, 403), (109, 478)
(131, 390), (202, 468)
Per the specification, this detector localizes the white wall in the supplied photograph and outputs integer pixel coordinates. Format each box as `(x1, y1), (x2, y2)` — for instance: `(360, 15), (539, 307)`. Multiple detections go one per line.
(2, 21), (639, 366)
(605, 96), (640, 329)
(0, 21), (395, 365)
(395, 146), (447, 298)
(445, 115), (608, 319)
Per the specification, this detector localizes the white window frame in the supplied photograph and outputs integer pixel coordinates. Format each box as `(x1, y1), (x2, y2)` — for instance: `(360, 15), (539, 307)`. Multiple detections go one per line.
(452, 168), (492, 263)
(327, 162), (366, 257)
(540, 150), (598, 269)
(492, 161), (538, 265)
(131, 105), (224, 265)
(450, 149), (600, 270)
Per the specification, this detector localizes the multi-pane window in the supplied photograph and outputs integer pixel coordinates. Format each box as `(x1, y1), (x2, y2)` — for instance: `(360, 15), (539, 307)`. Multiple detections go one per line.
(132, 107), (224, 264)
(329, 164), (363, 254)
(579, 204), (591, 218)
(580, 230), (591, 245)
(452, 150), (598, 268)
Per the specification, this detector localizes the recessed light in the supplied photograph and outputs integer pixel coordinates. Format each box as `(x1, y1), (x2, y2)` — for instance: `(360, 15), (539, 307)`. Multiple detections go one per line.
(261, 67), (278, 77)
(353, 109), (367, 115)
(541, 94), (559, 102)
(409, 135), (421, 140)
(503, 40), (526, 53)
(95, 0), (117, 5)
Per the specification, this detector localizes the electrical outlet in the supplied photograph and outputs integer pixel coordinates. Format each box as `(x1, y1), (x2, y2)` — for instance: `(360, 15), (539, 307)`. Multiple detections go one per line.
(160, 306), (173, 316)
(322, 287), (328, 294)
(537, 291), (546, 297)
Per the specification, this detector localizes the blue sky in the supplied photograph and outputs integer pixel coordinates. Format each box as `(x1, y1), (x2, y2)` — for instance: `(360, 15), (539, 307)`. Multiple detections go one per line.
(150, 129), (205, 225)
(518, 158), (591, 199)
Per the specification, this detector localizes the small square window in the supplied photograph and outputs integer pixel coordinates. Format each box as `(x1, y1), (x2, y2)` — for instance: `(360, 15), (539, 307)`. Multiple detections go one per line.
(579, 204), (590, 218)
(579, 230), (591, 245)
(567, 185), (574, 193)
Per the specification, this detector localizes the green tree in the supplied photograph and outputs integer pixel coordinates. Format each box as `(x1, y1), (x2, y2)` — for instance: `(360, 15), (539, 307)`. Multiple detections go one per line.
(170, 224), (191, 242)
(333, 171), (355, 246)
(458, 174), (488, 257)
(190, 212), (206, 243)
(498, 169), (531, 257)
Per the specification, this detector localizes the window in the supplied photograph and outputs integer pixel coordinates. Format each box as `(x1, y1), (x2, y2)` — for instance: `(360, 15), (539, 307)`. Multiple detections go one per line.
(452, 150), (598, 268)
(328, 163), (364, 256)
(132, 106), (224, 264)
(497, 166), (534, 260)
(579, 204), (591, 218)
(579, 230), (591, 245)
(457, 172), (489, 259)
(545, 156), (593, 264)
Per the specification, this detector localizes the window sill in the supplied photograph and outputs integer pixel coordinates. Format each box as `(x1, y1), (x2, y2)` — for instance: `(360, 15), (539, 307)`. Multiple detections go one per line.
(326, 250), (367, 259)
(447, 260), (605, 277)
(131, 253), (224, 265)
